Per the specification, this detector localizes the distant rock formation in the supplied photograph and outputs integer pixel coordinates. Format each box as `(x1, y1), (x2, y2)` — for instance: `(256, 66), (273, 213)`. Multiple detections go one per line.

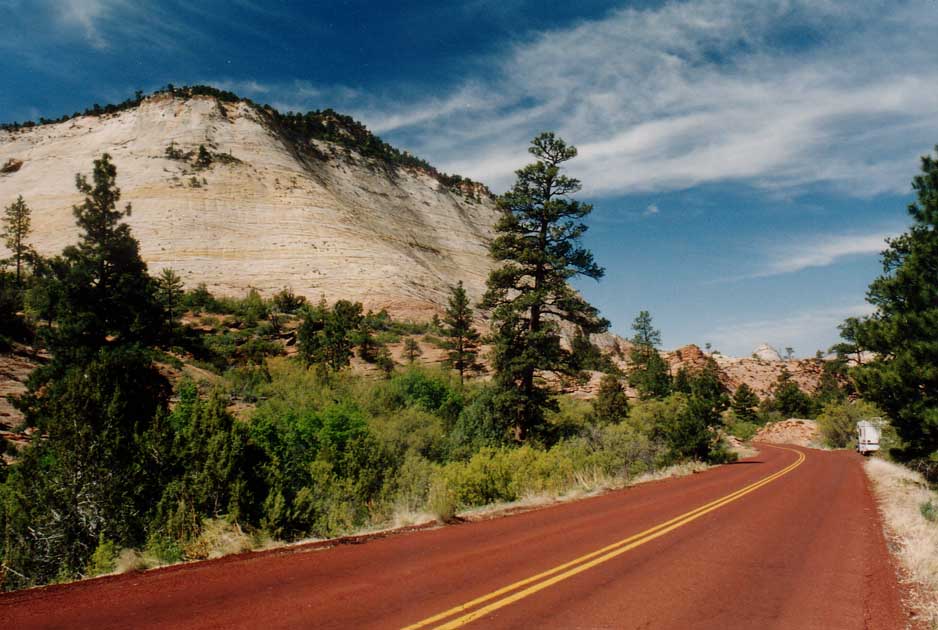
(751, 343), (782, 362)
(0, 91), (498, 320)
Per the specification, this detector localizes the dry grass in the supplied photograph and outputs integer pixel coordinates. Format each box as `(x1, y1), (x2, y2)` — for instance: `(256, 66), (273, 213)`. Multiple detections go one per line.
(183, 519), (254, 560)
(865, 457), (938, 628)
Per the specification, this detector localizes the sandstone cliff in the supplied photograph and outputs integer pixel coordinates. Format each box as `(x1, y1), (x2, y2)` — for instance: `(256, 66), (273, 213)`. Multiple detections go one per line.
(0, 92), (498, 319)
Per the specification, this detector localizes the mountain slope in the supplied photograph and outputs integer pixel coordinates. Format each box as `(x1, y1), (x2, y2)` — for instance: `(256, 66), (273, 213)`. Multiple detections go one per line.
(0, 91), (498, 318)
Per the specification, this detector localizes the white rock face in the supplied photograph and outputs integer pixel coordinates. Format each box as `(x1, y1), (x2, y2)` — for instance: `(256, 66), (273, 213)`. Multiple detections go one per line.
(751, 343), (783, 362)
(0, 95), (499, 319)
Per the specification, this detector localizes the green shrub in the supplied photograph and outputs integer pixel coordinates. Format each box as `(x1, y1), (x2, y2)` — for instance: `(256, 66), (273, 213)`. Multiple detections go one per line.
(395, 453), (436, 512)
(370, 407), (446, 462)
(921, 500), (937, 523)
(725, 411), (759, 441)
(85, 534), (119, 577)
(816, 400), (886, 448)
(427, 476), (457, 522)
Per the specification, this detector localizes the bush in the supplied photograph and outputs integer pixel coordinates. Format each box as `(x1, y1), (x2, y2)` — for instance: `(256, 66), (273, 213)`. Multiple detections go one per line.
(85, 534), (119, 577)
(921, 500), (938, 523)
(725, 411), (759, 441)
(816, 400), (886, 448)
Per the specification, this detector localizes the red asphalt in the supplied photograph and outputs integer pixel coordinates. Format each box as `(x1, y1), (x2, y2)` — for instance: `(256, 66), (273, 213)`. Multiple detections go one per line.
(0, 444), (910, 629)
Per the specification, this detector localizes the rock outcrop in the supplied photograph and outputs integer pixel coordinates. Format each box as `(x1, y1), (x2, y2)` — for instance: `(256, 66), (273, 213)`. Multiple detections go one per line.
(752, 343), (782, 361)
(0, 93), (499, 320)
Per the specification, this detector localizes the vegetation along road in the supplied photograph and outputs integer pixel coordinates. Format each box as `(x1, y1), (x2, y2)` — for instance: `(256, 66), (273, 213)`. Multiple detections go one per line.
(0, 444), (907, 629)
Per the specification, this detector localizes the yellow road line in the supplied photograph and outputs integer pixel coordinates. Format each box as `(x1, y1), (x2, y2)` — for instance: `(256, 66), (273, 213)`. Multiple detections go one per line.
(402, 445), (805, 630)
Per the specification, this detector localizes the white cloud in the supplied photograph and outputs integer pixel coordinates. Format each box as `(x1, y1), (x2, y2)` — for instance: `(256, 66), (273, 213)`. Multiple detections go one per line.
(367, 0), (938, 197)
(761, 231), (895, 277)
(60, 0), (113, 47)
(705, 303), (876, 358)
(644, 204), (660, 217)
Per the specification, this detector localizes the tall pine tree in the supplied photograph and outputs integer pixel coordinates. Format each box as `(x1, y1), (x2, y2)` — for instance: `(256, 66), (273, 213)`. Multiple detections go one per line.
(34, 153), (161, 365)
(441, 281), (482, 384)
(481, 133), (608, 440)
(842, 146), (938, 461)
(2, 195), (33, 286)
(627, 310), (671, 399)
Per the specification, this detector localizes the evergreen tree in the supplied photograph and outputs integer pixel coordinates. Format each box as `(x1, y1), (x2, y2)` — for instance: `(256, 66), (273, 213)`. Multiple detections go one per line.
(627, 311), (670, 399)
(376, 346), (395, 378)
(842, 146), (938, 459)
(770, 368), (812, 418)
(6, 346), (169, 586)
(731, 383), (760, 424)
(403, 337), (422, 363)
(591, 374), (629, 424)
(481, 133), (609, 441)
(297, 299), (363, 371)
(2, 195), (33, 286)
(196, 144), (212, 168)
(441, 281), (482, 384)
(35, 154), (161, 366)
(156, 268), (185, 345)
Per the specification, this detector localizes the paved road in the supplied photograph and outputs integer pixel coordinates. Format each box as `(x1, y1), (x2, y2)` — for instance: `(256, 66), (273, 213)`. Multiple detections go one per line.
(0, 444), (909, 629)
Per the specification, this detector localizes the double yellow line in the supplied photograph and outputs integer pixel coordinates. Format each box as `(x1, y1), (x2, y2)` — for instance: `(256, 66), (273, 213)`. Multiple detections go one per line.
(403, 445), (805, 630)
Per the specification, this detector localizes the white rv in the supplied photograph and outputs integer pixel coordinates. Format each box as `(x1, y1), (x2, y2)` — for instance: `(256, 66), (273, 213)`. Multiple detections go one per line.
(856, 419), (881, 455)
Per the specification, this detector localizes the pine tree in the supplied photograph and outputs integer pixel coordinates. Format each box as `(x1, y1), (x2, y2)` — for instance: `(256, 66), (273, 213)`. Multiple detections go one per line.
(842, 146), (938, 459)
(441, 281), (482, 384)
(156, 268), (185, 345)
(403, 337), (422, 363)
(481, 133), (609, 440)
(196, 144), (212, 168)
(31, 154), (161, 366)
(770, 368), (812, 418)
(592, 374), (629, 424)
(2, 195), (33, 286)
(297, 299), (363, 371)
(731, 383), (760, 423)
(627, 310), (670, 399)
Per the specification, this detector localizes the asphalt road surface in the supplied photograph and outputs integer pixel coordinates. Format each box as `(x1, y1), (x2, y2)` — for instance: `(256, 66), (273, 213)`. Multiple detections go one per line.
(0, 444), (909, 629)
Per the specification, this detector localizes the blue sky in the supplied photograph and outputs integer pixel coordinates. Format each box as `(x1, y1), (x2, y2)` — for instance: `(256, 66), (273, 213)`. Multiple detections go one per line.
(2, 0), (937, 356)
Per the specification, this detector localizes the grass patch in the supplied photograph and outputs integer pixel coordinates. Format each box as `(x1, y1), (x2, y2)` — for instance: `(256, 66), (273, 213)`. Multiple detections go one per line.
(865, 457), (938, 627)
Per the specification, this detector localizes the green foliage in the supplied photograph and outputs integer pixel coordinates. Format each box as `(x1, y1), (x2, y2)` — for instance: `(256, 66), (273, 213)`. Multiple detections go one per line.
(272, 287), (306, 314)
(441, 281), (483, 383)
(156, 268), (185, 344)
(86, 534), (119, 577)
(2, 195), (33, 285)
(731, 383), (760, 424)
(446, 386), (512, 460)
(768, 368), (813, 418)
(298, 299), (364, 371)
(570, 328), (618, 373)
(725, 412), (759, 441)
(30, 154), (162, 367)
(403, 337), (422, 363)
(816, 400), (886, 449)
(481, 133), (609, 440)
(195, 145), (213, 168)
(591, 374), (629, 424)
(836, 148), (938, 459)
(627, 311), (671, 400)
(921, 500), (937, 523)
(4, 346), (169, 587)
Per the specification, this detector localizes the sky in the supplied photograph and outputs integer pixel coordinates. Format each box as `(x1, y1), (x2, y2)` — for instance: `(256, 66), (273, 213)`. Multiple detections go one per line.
(2, 0), (936, 356)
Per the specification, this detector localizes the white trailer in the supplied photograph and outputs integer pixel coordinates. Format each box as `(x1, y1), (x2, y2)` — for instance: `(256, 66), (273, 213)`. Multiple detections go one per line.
(856, 419), (881, 455)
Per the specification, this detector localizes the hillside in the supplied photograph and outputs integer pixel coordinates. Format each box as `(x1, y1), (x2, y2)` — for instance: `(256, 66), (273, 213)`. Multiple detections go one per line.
(0, 89), (498, 319)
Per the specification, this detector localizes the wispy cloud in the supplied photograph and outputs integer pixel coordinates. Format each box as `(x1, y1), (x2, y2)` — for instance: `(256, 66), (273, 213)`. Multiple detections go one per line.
(705, 303), (876, 357)
(714, 228), (902, 282)
(60, 0), (112, 48)
(361, 0), (938, 197)
(643, 204), (660, 217)
(759, 231), (896, 277)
